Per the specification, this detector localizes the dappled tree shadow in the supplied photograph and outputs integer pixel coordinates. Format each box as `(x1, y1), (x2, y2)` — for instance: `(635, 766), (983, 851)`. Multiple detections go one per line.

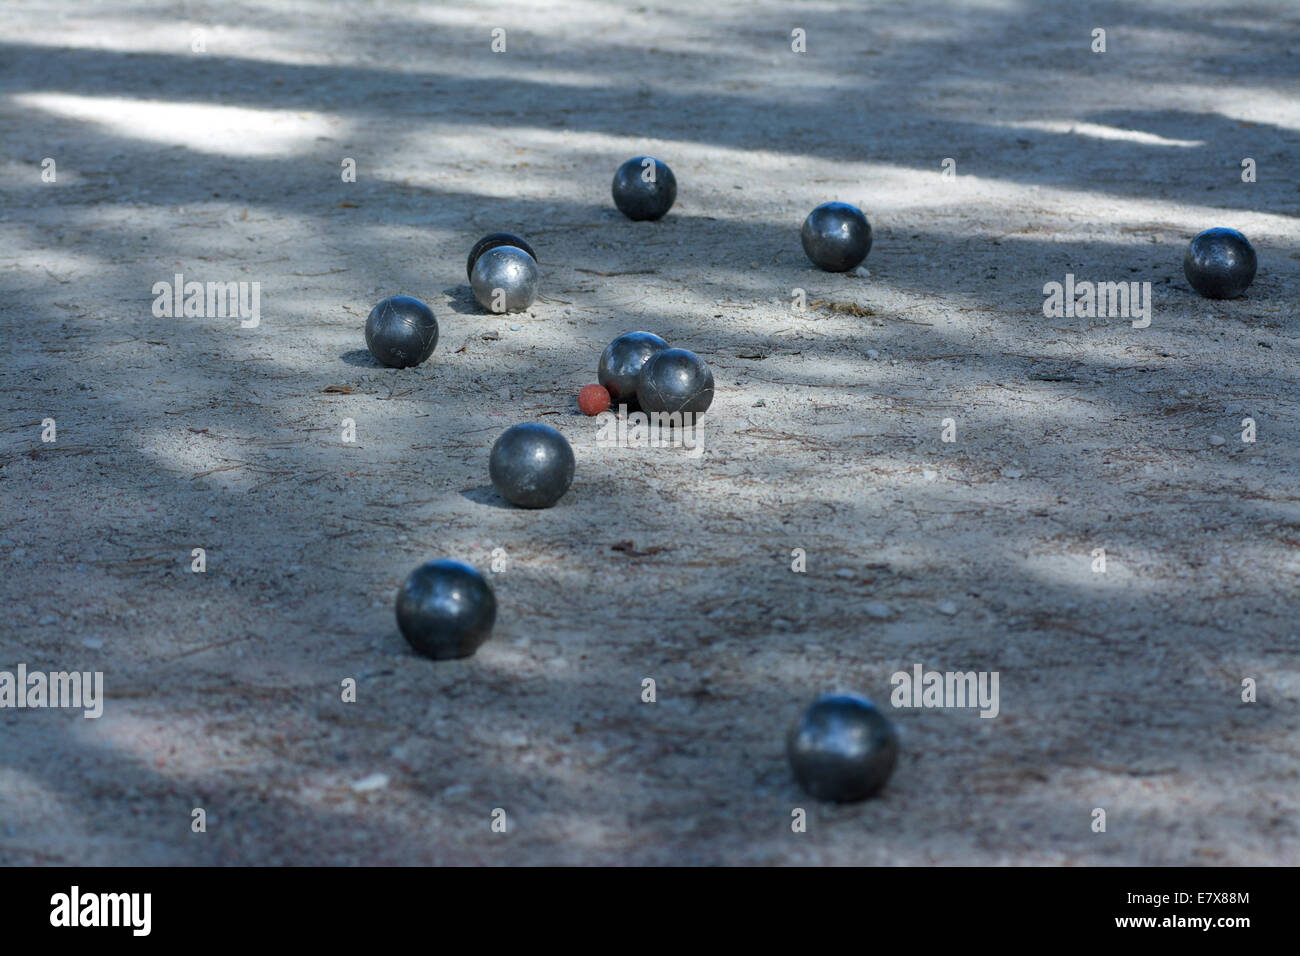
(1, 0), (1298, 865)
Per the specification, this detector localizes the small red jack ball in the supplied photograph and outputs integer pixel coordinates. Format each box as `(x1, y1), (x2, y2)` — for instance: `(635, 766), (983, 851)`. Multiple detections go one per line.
(578, 384), (611, 416)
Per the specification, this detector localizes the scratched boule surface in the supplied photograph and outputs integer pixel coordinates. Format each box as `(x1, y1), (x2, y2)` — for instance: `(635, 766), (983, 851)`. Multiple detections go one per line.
(1, 0), (1298, 865)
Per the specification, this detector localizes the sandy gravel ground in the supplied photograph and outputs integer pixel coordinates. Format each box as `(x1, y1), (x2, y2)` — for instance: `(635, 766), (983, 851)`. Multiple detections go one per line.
(2, 0), (1299, 865)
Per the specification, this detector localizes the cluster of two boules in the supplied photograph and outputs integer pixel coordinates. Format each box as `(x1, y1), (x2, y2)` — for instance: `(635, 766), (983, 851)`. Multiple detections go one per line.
(466, 232), (539, 314)
(581, 331), (715, 417)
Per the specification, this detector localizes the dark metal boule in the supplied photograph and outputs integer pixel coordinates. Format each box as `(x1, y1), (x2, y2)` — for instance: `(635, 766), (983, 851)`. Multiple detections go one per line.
(489, 422), (575, 509)
(787, 694), (899, 802)
(612, 156), (677, 221)
(598, 331), (669, 408)
(364, 295), (439, 368)
(396, 559), (497, 660)
(636, 347), (714, 416)
(801, 201), (873, 272)
(1183, 227), (1257, 299)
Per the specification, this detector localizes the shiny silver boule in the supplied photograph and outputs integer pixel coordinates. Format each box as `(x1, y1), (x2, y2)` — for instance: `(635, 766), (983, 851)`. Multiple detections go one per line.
(396, 559), (497, 660)
(801, 201), (873, 272)
(466, 232), (537, 280)
(489, 423), (575, 509)
(1184, 227), (1257, 299)
(364, 295), (439, 368)
(471, 245), (539, 313)
(612, 156), (677, 221)
(787, 694), (898, 802)
(636, 347), (714, 416)
(598, 331), (669, 408)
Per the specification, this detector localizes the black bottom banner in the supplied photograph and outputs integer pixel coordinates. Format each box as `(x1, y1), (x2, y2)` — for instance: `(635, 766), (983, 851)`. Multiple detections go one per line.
(0, 866), (1275, 942)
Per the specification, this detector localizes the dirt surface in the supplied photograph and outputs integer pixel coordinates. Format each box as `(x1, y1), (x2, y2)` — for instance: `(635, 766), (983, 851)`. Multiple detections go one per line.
(2, 0), (1299, 866)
